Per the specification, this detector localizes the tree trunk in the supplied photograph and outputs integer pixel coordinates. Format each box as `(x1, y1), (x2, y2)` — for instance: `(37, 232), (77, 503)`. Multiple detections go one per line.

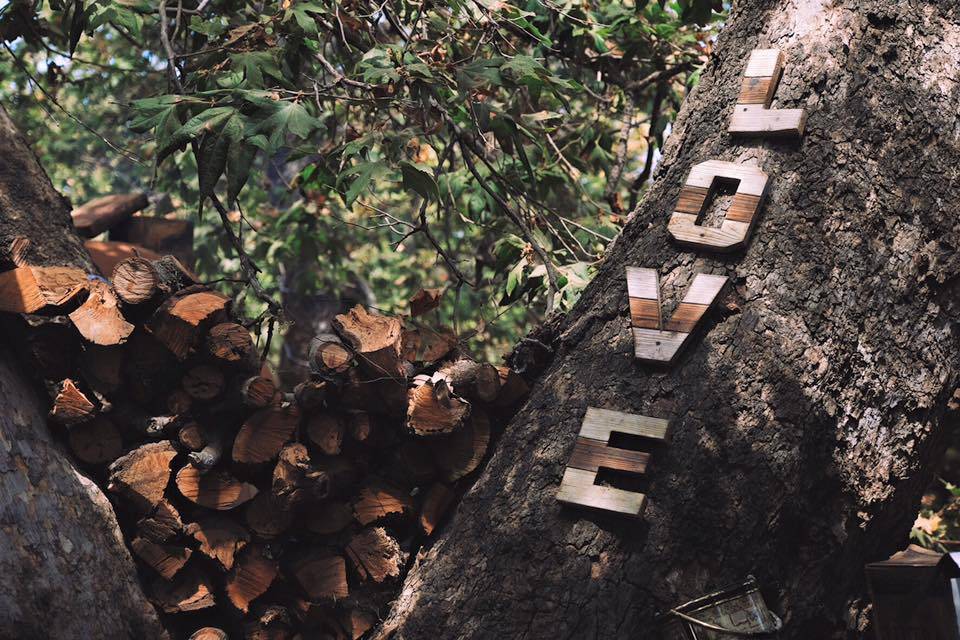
(379, 1), (960, 637)
(0, 106), (166, 639)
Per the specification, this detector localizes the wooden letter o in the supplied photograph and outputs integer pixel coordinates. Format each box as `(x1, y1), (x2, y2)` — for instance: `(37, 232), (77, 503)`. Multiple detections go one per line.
(667, 160), (769, 253)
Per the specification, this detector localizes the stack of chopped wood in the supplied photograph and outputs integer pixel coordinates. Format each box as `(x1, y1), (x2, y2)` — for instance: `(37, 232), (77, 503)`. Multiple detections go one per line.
(0, 255), (529, 639)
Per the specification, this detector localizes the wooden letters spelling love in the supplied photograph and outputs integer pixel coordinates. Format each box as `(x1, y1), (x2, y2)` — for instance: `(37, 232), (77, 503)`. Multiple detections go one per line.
(558, 49), (808, 518)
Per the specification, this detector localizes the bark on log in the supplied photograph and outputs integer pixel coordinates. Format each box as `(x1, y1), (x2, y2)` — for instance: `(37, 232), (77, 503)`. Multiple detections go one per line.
(0, 104), (164, 638)
(378, 3), (960, 638)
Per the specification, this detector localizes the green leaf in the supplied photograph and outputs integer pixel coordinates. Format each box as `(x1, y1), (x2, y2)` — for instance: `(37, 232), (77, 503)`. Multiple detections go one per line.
(399, 161), (438, 200)
(255, 101), (317, 153)
(231, 51), (285, 88)
(339, 161), (388, 206)
(156, 106), (235, 164)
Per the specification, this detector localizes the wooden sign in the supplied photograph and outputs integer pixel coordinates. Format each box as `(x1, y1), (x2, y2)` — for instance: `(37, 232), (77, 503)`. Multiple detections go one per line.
(668, 160), (769, 252)
(557, 407), (669, 517)
(729, 49), (807, 137)
(626, 267), (727, 364)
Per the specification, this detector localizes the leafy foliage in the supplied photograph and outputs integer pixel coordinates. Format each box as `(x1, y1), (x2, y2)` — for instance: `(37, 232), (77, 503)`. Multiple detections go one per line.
(0, 0), (724, 358)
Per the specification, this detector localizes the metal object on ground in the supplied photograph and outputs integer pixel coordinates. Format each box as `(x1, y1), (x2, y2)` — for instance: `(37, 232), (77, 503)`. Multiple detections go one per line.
(657, 575), (782, 639)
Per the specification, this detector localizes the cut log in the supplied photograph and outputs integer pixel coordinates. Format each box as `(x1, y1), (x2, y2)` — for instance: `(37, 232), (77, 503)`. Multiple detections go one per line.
(308, 333), (353, 377)
(240, 375), (277, 409)
(149, 568), (216, 613)
(187, 428), (224, 471)
(72, 192), (149, 237)
(232, 405), (300, 465)
(492, 366), (529, 410)
(272, 443), (330, 511)
(352, 478), (413, 525)
(342, 609), (376, 640)
(291, 554), (348, 601)
(49, 379), (96, 426)
(7, 235), (29, 267)
(167, 389), (193, 415)
(346, 412), (374, 445)
(226, 544), (279, 614)
(178, 421), (206, 451)
(67, 416), (122, 465)
(182, 365), (225, 401)
(409, 287), (442, 317)
(186, 516), (250, 571)
(189, 628), (229, 640)
(306, 413), (344, 456)
(69, 280), (135, 346)
(207, 322), (254, 363)
(14, 313), (82, 381)
(79, 345), (125, 397)
(345, 527), (402, 583)
(107, 441), (177, 514)
(427, 410), (491, 481)
(293, 380), (327, 412)
(112, 256), (159, 305)
(333, 305), (404, 378)
(244, 491), (293, 539)
(175, 465), (258, 510)
(389, 440), (436, 486)
(131, 536), (192, 580)
(84, 240), (162, 275)
(111, 215), (194, 268)
(136, 499), (184, 543)
(406, 377), (470, 436)
(245, 605), (295, 640)
(148, 287), (230, 359)
(122, 330), (177, 403)
(0, 265), (86, 313)
(438, 358), (501, 403)
(400, 326), (458, 364)
(419, 483), (455, 536)
(305, 501), (354, 535)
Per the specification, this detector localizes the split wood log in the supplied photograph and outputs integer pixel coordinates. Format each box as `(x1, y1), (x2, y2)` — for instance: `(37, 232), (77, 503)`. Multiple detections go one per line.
(131, 536), (192, 580)
(49, 378), (96, 426)
(232, 405), (300, 465)
(107, 441), (177, 514)
(342, 609), (376, 640)
(189, 628), (228, 640)
(308, 333), (353, 377)
(186, 516), (250, 571)
(175, 465), (258, 510)
(345, 527), (402, 583)
(305, 501), (354, 535)
(111, 215), (194, 268)
(71, 192), (149, 237)
(409, 288), (442, 317)
(178, 421), (206, 451)
(333, 305), (404, 378)
(149, 568), (216, 614)
(226, 544), (279, 614)
(122, 330), (177, 403)
(244, 491), (293, 539)
(148, 287), (230, 359)
(427, 410), (491, 482)
(136, 500), (183, 543)
(291, 554), (348, 601)
(244, 605), (295, 640)
(272, 443), (330, 511)
(491, 366), (529, 411)
(352, 478), (413, 526)
(67, 416), (122, 465)
(69, 279), (135, 346)
(240, 375), (277, 408)
(0, 265), (86, 313)
(187, 427), (225, 471)
(406, 376), (470, 436)
(84, 240), (162, 276)
(306, 413), (344, 456)
(419, 483), (455, 536)
(182, 365), (225, 401)
(400, 326), (458, 365)
(112, 256), (159, 305)
(207, 322), (254, 364)
(79, 344), (125, 397)
(167, 389), (193, 415)
(389, 440), (436, 486)
(293, 380), (327, 412)
(438, 358), (501, 403)
(13, 313), (81, 381)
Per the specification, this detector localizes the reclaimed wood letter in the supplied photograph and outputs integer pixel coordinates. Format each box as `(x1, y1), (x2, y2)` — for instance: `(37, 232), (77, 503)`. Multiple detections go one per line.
(557, 408), (670, 517)
(729, 49), (807, 137)
(668, 160), (769, 252)
(627, 266), (727, 364)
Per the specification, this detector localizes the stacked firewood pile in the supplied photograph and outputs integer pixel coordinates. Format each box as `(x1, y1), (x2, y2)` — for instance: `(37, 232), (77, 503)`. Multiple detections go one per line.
(0, 251), (529, 639)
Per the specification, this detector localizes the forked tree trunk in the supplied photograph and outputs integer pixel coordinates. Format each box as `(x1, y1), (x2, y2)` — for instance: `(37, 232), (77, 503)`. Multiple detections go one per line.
(379, 1), (960, 637)
(0, 106), (165, 638)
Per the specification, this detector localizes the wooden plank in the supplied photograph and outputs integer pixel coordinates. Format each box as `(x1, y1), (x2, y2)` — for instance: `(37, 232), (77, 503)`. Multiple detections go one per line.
(556, 467), (647, 517)
(726, 193), (762, 223)
(633, 327), (688, 363)
(729, 104), (807, 137)
(737, 76), (778, 105)
(663, 302), (708, 333)
(567, 437), (651, 474)
(686, 161), (768, 196)
(675, 185), (709, 215)
(629, 298), (660, 330)
(668, 218), (752, 252)
(580, 407), (670, 442)
(743, 49), (783, 78)
(625, 266), (659, 302)
(682, 273), (728, 306)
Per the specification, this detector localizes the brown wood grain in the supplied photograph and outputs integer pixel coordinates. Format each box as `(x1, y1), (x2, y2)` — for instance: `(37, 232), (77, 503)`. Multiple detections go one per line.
(675, 185), (710, 214)
(663, 302), (709, 333)
(726, 193), (762, 223)
(629, 297), (661, 329)
(566, 437), (651, 474)
(737, 76), (776, 105)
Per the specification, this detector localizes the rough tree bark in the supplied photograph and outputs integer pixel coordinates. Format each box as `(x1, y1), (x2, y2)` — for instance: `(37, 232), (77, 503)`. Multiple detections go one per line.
(0, 106), (166, 639)
(379, 1), (960, 637)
